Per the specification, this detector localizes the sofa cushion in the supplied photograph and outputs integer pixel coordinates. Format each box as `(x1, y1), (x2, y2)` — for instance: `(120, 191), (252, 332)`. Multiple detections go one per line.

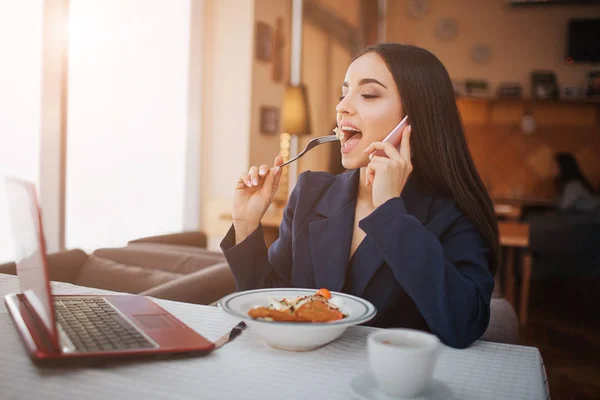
(46, 249), (89, 283)
(75, 255), (182, 294)
(123, 243), (225, 261)
(93, 245), (225, 275)
(128, 231), (207, 249)
(0, 261), (16, 276)
(140, 262), (235, 305)
(0, 249), (87, 284)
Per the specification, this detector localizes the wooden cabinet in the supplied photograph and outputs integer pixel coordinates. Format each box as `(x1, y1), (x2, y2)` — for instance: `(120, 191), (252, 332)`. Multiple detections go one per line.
(456, 97), (600, 200)
(457, 97), (600, 128)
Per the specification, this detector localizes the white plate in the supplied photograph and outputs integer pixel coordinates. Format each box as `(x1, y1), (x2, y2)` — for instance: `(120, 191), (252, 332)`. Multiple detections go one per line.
(218, 288), (376, 351)
(350, 372), (454, 400)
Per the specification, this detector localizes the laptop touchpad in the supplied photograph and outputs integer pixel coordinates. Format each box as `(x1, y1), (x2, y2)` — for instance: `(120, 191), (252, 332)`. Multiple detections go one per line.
(134, 314), (183, 329)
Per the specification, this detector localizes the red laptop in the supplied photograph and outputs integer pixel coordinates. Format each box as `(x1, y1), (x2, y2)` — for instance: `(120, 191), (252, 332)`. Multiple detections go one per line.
(3, 177), (214, 364)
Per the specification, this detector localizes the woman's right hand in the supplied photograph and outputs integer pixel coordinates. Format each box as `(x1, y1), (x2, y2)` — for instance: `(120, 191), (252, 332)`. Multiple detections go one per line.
(232, 155), (284, 243)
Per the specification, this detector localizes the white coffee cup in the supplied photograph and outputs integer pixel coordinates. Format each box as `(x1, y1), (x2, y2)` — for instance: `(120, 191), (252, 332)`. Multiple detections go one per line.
(367, 328), (441, 397)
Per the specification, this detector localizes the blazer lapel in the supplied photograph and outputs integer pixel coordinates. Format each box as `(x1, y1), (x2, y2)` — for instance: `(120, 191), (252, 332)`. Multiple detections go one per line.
(307, 171), (434, 294)
(347, 238), (384, 297)
(349, 174), (433, 296)
(308, 169), (360, 292)
(400, 174), (433, 225)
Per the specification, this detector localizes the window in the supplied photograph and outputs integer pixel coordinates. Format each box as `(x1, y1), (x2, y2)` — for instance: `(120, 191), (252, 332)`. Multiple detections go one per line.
(65, 0), (194, 252)
(0, 1), (44, 263)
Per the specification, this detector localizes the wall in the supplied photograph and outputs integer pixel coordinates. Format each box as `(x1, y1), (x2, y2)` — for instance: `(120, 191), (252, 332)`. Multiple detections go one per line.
(387, 1), (600, 198)
(386, 0), (600, 97)
(298, 0), (361, 174)
(248, 0), (362, 182)
(201, 0), (255, 250)
(201, 0), (362, 249)
(249, 0), (292, 168)
(201, 0), (295, 250)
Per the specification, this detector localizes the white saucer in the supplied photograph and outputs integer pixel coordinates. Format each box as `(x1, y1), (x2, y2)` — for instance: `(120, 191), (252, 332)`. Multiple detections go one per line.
(349, 372), (454, 400)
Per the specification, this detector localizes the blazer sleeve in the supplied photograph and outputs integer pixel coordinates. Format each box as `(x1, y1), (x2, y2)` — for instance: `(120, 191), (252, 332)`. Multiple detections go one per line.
(220, 172), (306, 291)
(358, 197), (495, 349)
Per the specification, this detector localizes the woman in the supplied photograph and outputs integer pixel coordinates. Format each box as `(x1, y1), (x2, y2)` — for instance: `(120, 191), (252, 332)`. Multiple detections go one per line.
(221, 43), (499, 349)
(553, 152), (599, 213)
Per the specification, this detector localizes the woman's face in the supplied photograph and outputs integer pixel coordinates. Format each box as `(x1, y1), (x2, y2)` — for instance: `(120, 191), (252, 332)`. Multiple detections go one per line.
(336, 52), (404, 170)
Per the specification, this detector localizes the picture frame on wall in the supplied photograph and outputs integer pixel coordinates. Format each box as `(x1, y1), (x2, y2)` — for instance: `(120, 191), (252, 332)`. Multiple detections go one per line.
(260, 106), (280, 134)
(531, 71), (559, 100)
(585, 71), (600, 97)
(255, 22), (273, 62)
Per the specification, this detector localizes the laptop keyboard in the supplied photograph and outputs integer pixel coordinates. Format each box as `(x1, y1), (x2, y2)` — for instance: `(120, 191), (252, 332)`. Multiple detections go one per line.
(54, 297), (157, 353)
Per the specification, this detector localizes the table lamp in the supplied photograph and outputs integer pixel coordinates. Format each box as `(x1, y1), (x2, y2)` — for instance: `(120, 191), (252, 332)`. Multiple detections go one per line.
(273, 83), (311, 205)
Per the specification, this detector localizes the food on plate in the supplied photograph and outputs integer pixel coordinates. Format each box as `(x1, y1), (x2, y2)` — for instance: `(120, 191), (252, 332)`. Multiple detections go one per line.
(315, 288), (331, 299)
(248, 289), (347, 323)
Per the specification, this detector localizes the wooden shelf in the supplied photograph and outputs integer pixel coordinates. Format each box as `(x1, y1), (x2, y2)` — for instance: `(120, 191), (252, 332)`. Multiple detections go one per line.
(457, 96), (600, 128)
(457, 96), (600, 105)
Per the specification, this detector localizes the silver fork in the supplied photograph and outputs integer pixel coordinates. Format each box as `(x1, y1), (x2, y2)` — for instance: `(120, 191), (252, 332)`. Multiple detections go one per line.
(279, 135), (340, 167)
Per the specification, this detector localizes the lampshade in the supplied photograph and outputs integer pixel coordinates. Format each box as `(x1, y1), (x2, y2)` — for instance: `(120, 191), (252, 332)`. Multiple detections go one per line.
(282, 84), (311, 135)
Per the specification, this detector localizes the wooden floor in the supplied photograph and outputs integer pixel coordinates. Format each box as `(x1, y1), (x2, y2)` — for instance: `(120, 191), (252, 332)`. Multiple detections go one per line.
(517, 277), (600, 400)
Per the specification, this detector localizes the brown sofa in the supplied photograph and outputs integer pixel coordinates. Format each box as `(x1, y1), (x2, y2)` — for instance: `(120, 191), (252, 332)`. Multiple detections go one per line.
(0, 232), (236, 306)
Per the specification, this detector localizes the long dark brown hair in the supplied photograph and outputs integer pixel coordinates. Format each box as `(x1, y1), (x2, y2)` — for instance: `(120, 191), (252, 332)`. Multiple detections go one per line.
(354, 43), (499, 275)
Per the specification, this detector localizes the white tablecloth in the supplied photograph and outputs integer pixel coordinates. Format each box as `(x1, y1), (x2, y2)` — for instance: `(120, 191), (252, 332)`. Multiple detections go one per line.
(0, 274), (549, 400)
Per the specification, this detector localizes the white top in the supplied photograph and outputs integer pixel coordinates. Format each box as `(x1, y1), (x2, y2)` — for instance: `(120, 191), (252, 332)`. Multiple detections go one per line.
(0, 274), (549, 400)
(559, 180), (600, 212)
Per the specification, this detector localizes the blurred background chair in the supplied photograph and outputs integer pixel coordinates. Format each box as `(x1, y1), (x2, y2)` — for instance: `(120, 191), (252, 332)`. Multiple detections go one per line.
(481, 286), (519, 345)
(517, 211), (600, 322)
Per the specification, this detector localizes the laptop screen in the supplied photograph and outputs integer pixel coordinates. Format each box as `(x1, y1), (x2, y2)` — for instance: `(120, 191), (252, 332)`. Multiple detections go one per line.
(4, 177), (58, 345)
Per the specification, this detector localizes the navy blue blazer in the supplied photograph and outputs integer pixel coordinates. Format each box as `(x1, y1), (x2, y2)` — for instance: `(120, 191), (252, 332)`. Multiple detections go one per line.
(220, 168), (495, 348)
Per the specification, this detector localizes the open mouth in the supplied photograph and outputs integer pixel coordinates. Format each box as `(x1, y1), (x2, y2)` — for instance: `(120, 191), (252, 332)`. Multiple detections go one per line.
(338, 127), (362, 153)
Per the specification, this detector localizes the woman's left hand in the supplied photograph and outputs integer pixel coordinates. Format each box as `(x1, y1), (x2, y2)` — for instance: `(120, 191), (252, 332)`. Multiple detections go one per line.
(363, 125), (412, 208)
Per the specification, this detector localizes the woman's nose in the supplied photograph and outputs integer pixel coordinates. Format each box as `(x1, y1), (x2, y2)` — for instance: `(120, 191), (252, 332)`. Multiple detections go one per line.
(336, 95), (356, 116)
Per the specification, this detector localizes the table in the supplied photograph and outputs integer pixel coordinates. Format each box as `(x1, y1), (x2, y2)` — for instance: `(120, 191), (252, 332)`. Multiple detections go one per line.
(492, 196), (556, 208)
(493, 196), (557, 222)
(0, 274), (549, 400)
(494, 203), (523, 221)
(498, 221), (533, 325)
